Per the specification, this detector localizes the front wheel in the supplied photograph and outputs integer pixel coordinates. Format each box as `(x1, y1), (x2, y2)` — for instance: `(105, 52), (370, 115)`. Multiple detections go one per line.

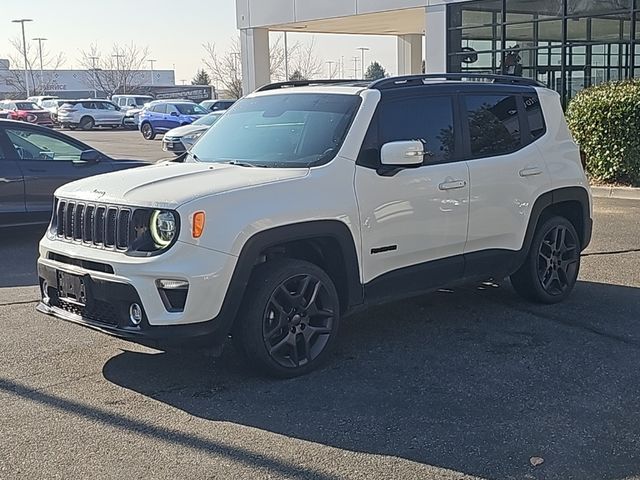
(511, 216), (581, 304)
(233, 259), (340, 378)
(141, 123), (156, 140)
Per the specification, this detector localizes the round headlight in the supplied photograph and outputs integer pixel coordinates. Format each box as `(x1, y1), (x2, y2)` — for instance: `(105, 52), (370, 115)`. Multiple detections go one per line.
(150, 210), (177, 247)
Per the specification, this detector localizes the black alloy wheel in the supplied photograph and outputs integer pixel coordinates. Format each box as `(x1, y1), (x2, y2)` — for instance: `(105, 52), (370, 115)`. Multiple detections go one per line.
(263, 273), (335, 369)
(234, 259), (340, 377)
(536, 223), (580, 296)
(511, 216), (581, 304)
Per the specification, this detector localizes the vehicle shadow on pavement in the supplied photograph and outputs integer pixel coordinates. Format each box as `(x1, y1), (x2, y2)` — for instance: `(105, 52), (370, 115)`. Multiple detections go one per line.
(102, 280), (640, 480)
(0, 226), (45, 288)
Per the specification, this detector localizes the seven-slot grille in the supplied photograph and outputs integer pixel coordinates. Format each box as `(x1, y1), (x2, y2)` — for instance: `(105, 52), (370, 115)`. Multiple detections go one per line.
(54, 199), (140, 251)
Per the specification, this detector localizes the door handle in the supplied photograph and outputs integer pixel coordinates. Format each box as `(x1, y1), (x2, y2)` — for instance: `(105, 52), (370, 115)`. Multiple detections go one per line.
(439, 179), (467, 191)
(519, 166), (543, 177)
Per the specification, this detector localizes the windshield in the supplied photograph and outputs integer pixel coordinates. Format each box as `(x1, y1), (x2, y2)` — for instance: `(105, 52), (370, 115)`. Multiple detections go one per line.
(175, 103), (208, 115)
(15, 102), (41, 110)
(189, 93), (361, 168)
(135, 97), (152, 106)
(193, 112), (223, 126)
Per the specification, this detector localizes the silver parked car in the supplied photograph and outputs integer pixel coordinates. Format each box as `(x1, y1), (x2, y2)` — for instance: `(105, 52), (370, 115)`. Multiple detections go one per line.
(112, 94), (154, 127)
(162, 111), (224, 154)
(57, 99), (125, 130)
(41, 99), (68, 124)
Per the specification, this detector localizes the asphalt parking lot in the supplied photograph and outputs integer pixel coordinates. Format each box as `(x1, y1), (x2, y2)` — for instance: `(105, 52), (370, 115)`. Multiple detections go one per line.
(0, 132), (639, 478)
(64, 128), (173, 163)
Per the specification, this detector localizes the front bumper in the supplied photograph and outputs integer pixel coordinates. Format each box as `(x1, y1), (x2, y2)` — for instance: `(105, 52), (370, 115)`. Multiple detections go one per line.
(37, 236), (239, 348)
(162, 137), (186, 153)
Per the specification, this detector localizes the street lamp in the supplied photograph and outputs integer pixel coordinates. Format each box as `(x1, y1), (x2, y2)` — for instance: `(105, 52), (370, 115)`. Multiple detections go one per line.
(112, 52), (125, 94)
(89, 55), (99, 98)
(357, 47), (370, 78)
(11, 19), (33, 97)
(32, 37), (47, 95)
(148, 59), (156, 86)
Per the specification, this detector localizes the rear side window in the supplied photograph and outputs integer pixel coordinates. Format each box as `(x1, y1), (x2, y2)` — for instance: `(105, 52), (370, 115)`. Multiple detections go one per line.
(524, 95), (546, 140)
(359, 95), (456, 167)
(464, 95), (521, 158)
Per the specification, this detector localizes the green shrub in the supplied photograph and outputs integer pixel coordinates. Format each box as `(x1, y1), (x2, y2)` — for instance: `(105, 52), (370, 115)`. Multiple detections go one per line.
(567, 80), (640, 185)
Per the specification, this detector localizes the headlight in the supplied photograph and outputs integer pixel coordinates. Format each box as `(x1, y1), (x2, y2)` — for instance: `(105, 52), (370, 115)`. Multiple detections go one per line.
(150, 210), (177, 247)
(182, 132), (204, 143)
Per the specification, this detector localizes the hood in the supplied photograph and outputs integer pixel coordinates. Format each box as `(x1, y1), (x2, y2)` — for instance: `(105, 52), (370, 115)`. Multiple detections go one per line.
(165, 124), (208, 138)
(55, 161), (309, 209)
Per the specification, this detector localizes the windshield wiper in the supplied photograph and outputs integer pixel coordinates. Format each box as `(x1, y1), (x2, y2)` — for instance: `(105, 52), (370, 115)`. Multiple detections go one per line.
(223, 160), (259, 168)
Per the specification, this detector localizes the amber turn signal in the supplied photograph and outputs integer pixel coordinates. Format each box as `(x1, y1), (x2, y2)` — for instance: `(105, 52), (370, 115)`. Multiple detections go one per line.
(192, 211), (205, 238)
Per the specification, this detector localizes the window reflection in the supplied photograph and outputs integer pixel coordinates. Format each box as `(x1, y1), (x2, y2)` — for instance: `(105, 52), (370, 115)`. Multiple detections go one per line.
(448, 0), (639, 104)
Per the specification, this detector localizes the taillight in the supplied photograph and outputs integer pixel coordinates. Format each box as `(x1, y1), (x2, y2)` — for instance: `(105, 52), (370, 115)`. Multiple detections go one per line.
(579, 149), (588, 169)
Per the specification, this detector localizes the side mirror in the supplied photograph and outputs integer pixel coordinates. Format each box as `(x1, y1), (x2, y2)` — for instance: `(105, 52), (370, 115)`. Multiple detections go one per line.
(129, 103), (136, 107)
(170, 111), (179, 117)
(77, 149), (101, 163)
(380, 140), (425, 167)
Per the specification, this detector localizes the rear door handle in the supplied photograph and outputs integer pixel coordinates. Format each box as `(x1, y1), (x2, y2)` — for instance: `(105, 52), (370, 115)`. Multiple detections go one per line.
(439, 179), (467, 191)
(519, 167), (543, 177)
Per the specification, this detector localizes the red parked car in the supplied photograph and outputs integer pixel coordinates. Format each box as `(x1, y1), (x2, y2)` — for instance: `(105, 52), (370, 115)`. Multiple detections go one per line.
(0, 100), (54, 127)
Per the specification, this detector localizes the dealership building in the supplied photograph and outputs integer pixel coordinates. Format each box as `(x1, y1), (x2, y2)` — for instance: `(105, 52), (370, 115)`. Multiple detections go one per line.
(237, 0), (640, 103)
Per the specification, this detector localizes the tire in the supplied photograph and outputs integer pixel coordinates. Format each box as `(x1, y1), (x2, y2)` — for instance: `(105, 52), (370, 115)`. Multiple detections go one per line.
(141, 122), (156, 140)
(233, 258), (341, 378)
(511, 216), (581, 304)
(79, 116), (95, 130)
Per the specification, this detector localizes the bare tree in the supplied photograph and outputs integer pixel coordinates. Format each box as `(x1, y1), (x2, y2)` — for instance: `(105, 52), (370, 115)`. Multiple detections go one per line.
(290, 37), (323, 81)
(4, 37), (65, 97)
(203, 35), (323, 98)
(78, 42), (150, 97)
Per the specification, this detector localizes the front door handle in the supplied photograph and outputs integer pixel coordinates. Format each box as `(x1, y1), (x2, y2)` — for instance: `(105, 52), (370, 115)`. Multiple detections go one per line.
(439, 179), (467, 191)
(519, 166), (543, 177)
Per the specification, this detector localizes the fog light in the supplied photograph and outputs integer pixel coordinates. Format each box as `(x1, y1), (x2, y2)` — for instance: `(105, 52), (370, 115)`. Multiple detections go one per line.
(41, 280), (50, 304)
(129, 303), (143, 326)
(156, 279), (189, 290)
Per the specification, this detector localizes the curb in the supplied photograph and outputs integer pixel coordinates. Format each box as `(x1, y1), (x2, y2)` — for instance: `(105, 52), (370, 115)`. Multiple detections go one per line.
(591, 186), (640, 200)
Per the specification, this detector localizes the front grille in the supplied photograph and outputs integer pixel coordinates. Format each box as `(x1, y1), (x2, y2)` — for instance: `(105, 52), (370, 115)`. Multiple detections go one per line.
(55, 298), (119, 326)
(53, 199), (149, 252)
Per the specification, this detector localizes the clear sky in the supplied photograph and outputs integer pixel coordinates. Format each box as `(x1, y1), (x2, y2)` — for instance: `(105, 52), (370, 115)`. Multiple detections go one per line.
(1, 0), (398, 84)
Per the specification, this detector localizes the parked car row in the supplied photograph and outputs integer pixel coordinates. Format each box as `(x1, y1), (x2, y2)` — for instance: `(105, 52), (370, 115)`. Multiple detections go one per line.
(1, 95), (236, 134)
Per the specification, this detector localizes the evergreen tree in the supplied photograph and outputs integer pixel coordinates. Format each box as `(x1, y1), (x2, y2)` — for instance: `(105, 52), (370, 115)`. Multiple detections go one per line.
(364, 61), (387, 81)
(289, 69), (307, 81)
(192, 69), (211, 85)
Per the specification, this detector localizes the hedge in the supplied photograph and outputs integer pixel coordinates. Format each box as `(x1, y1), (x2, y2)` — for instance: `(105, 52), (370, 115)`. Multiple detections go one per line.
(567, 80), (640, 186)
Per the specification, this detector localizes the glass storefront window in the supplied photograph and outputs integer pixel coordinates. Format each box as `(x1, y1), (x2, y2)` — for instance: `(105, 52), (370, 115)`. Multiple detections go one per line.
(447, 0), (639, 105)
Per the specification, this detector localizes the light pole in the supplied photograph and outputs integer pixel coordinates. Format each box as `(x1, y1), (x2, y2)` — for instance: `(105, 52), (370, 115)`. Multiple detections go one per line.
(352, 56), (359, 78)
(112, 52), (125, 93)
(89, 56), (99, 98)
(11, 19), (33, 97)
(326, 61), (336, 79)
(148, 59), (156, 86)
(33, 37), (47, 94)
(357, 47), (370, 78)
(284, 31), (289, 81)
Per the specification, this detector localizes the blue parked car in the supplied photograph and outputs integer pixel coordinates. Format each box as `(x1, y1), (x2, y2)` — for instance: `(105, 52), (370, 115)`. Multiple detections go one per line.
(139, 100), (209, 140)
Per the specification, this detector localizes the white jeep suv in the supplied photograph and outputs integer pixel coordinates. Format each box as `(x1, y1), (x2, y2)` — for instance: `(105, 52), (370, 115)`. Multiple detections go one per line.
(37, 75), (593, 377)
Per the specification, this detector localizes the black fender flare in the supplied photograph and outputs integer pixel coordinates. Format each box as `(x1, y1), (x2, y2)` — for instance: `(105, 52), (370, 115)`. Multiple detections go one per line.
(211, 220), (363, 339)
(521, 186), (592, 257)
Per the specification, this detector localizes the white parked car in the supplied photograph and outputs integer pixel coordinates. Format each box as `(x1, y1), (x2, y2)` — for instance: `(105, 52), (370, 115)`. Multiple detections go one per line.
(162, 111), (224, 154)
(37, 75), (593, 377)
(57, 99), (125, 130)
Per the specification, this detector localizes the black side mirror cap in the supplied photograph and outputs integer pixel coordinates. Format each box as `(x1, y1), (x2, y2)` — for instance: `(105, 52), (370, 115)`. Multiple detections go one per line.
(78, 149), (101, 163)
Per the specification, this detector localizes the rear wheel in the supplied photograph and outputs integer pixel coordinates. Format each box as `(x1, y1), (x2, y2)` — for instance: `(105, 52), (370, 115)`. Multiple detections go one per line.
(141, 122), (156, 140)
(79, 116), (95, 130)
(233, 259), (340, 378)
(511, 216), (581, 304)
